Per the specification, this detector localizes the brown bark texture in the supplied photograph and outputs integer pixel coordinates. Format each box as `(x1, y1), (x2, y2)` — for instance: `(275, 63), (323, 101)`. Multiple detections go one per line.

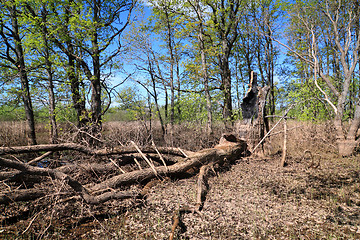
(0, 137), (248, 206)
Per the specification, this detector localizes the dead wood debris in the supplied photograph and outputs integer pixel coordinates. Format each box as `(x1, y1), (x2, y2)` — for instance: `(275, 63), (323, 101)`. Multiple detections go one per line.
(169, 163), (211, 240)
(0, 135), (248, 239)
(168, 134), (246, 239)
(0, 143), (193, 157)
(0, 136), (247, 209)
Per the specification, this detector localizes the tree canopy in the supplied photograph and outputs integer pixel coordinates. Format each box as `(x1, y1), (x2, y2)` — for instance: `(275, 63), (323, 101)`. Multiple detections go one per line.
(0, 0), (359, 155)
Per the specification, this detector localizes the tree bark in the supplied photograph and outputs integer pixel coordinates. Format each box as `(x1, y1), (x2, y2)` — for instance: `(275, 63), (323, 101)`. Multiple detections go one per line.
(0, 137), (248, 205)
(0, 188), (47, 205)
(90, 136), (247, 192)
(40, 6), (58, 143)
(0, 143), (193, 157)
(64, 0), (87, 128)
(207, 0), (241, 123)
(9, 5), (37, 145)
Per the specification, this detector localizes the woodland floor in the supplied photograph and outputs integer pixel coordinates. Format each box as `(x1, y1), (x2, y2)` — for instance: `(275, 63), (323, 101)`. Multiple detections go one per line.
(1, 152), (359, 239)
(1, 121), (360, 239)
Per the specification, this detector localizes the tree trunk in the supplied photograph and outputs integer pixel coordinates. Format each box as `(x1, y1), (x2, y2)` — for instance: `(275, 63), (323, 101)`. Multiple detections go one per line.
(220, 41), (233, 122)
(0, 136), (248, 205)
(206, 0), (241, 124)
(149, 62), (166, 141)
(194, 0), (213, 134)
(337, 102), (360, 156)
(165, 9), (176, 126)
(10, 6), (37, 145)
(65, 1), (87, 128)
(90, 0), (103, 134)
(41, 7), (58, 144)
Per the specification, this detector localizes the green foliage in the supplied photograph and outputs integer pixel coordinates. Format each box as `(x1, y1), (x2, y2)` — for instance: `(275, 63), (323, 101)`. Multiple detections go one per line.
(54, 104), (78, 123)
(0, 105), (25, 121)
(281, 77), (332, 121)
(114, 86), (147, 121)
(176, 92), (223, 123)
(1, 0), (358, 143)
(0, 104), (57, 122)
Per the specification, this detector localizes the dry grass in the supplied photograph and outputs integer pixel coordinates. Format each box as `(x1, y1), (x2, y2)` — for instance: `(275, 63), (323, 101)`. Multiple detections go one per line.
(261, 120), (337, 159)
(102, 121), (226, 151)
(0, 121), (29, 146)
(0, 121), (52, 146)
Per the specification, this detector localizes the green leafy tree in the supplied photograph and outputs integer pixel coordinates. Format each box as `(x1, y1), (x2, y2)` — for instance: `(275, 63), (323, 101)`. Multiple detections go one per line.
(148, 0), (185, 126)
(47, 0), (137, 136)
(0, 0), (37, 145)
(205, 0), (244, 122)
(283, 0), (360, 156)
(116, 87), (146, 121)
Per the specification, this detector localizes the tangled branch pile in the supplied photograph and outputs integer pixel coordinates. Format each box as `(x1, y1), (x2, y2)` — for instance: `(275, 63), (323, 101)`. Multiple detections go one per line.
(0, 134), (248, 238)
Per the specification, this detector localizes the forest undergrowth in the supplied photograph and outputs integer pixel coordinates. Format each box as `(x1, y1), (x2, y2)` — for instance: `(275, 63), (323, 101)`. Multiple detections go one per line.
(0, 120), (359, 239)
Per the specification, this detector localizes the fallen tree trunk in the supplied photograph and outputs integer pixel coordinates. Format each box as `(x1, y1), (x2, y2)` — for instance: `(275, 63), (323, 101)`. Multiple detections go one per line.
(0, 137), (248, 206)
(0, 143), (192, 157)
(0, 188), (48, 205)
(89, 141), (246, 192)
(0, 157), (139, 205)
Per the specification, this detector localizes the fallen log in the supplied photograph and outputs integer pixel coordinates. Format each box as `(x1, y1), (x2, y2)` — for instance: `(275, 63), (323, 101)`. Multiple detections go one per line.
(0, 143), (193, 157)
(89, 140), (246, 192)
(196, 164), (211, 211)
(0, 188), (47, 205)
(0, 157), (139, 205)
(0, 136), (248, 206)
(168, 134), (248, 239)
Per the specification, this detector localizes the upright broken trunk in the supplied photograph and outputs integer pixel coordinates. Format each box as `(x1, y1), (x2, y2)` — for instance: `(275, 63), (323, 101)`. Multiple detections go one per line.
(241, 72), (259, 125)
(239, 72), (270, 152)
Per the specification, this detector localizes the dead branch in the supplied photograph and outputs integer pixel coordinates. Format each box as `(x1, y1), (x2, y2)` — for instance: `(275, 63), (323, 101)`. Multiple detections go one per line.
(152, 140), (168, 171)
(252, 103), (295, 153)
(0, 137), (247, 207)
(0, 143), (193, 157)
(28, 151), (53, 165)
(57, 162), (121, 174)
(169, 207), (195, 240)
(0, 188), (47, 205)
(196, 164), (210, 211)
(89, 140), (246, 192)
(0, 171), (20, 181)
(268, 125), (303, 137)
(281, 119), (287, 167)
(131, 141), (158, 177)
(0, 157), (139, 205)
(169, 134), (246, 239)
(109, 158), (126, 174)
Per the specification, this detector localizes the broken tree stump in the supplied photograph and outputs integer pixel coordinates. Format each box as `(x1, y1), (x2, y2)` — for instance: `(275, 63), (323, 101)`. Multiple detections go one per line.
(238, 71), (270, 154)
